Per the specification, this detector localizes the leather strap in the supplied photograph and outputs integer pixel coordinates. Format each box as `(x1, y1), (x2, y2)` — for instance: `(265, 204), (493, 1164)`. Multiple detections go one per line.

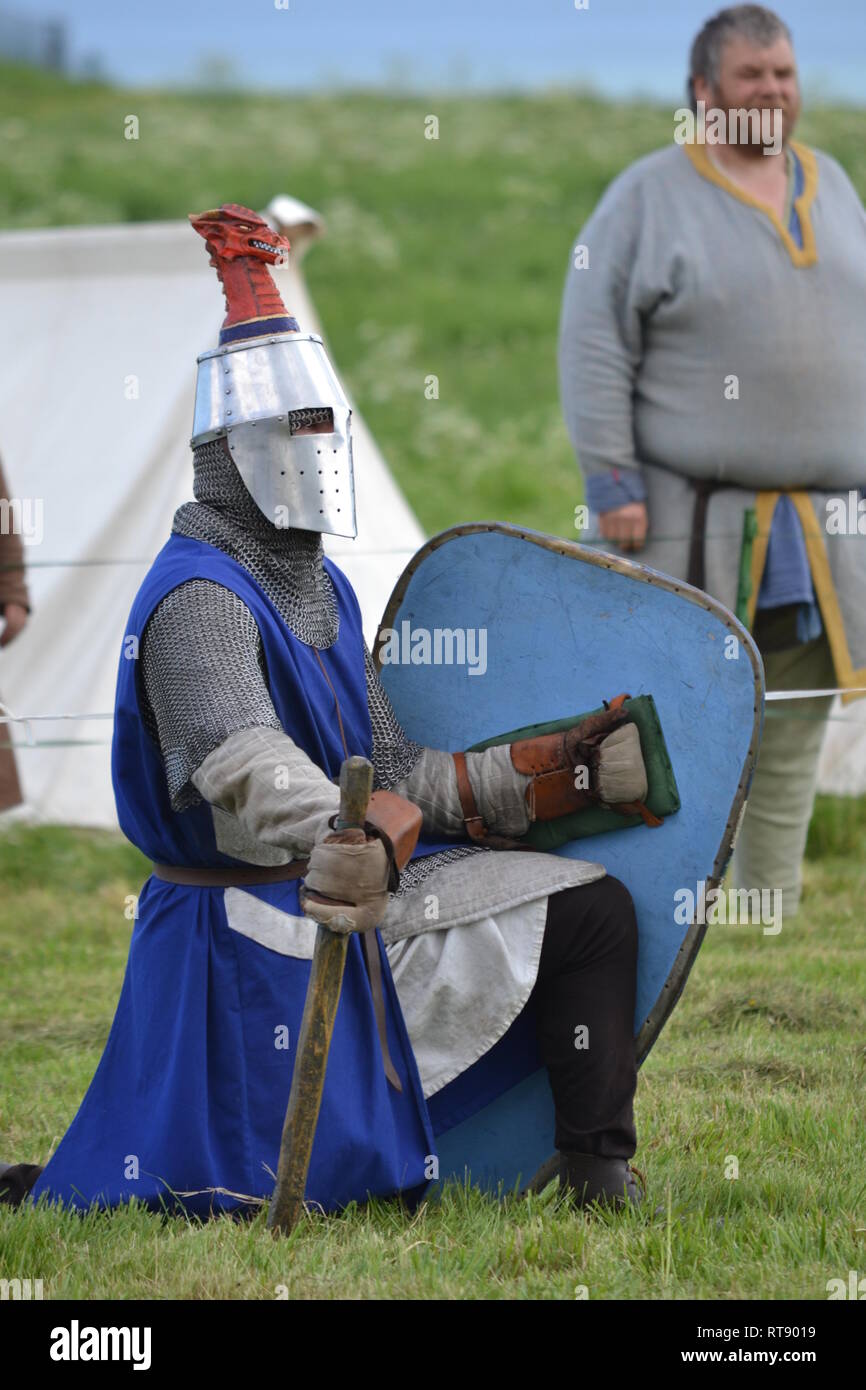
(452, 749), (485, 840)
(451, 750), (531, 851)
(366, 789), (422, 872)
(687, 479), (714, 590)
(526, 768), (592, 821)
(612, 799), (662, 828)
(361, 929), (403, 1092)
(688, 480), (747, 591)
(509, 731), (568, 777)
(152, 859), (308, 886)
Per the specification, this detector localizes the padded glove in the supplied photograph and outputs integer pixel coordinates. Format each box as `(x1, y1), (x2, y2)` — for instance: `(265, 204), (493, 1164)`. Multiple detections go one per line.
(300, 826), (392, 934)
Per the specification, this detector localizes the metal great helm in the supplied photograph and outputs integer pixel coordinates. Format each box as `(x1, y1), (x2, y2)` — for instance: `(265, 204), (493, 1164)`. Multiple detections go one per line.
(189, 203), (356, 539)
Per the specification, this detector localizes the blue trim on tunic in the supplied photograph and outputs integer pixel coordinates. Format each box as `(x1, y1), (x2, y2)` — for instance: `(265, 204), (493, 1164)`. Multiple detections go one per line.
(585, 470), (647, 513)
(754, 148), (822, 639)
(787, 147), (805, 248)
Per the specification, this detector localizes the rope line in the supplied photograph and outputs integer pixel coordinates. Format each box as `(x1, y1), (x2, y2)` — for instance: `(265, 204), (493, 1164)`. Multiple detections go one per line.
(4, 707), (866, 753)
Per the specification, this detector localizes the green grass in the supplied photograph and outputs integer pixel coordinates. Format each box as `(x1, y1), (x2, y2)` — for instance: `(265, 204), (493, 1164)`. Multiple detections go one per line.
(2, 65), (865, 1299)
(3, 62), (866, 537)
(1, 809), (864, 1300)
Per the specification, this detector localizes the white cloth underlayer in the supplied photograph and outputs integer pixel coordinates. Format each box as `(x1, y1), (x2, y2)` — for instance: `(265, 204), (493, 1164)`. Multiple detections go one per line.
(192, 725), (606, 1095)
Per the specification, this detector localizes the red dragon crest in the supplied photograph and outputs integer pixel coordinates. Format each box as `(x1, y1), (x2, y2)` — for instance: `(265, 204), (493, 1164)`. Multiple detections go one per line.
(189, 203), (299, 343)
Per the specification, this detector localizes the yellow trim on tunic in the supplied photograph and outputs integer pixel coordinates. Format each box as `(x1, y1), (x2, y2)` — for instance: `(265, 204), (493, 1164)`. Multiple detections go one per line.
(746, 490), (780, 628)
(746, 490), (866, 704)
(788, 492), (866, 705)
(683, 139), (819, 268)
(681, 140), (866, 699)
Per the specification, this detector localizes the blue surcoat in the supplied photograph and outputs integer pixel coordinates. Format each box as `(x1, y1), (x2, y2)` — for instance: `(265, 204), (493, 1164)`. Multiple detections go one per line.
(31, 534), (459, 1216)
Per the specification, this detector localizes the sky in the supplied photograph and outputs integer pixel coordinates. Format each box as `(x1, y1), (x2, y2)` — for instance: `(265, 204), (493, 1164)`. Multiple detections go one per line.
(6, 0), (866, 104)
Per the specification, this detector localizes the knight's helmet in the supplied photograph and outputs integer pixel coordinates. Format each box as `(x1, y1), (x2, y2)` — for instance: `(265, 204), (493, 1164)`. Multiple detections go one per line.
(189, 203), (356, 538)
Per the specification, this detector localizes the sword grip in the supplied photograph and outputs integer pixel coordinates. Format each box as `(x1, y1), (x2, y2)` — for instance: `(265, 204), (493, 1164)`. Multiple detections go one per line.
(268, 754), (376, 1237)
(334, 755), (373, 833)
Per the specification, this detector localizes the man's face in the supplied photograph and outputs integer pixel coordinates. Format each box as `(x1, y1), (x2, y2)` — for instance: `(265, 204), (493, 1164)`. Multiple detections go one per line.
(695, 34), (801, 150)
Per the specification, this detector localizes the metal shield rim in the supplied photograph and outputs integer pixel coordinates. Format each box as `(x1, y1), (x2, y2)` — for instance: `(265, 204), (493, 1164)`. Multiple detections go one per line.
(374, 520), (765, 1065)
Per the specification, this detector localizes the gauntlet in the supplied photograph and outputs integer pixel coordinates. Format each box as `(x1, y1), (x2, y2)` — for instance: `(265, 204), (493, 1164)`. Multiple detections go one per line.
(300, 789), (422, 933)
(300, 828), (392, 934)
(453, 694), (658, 848)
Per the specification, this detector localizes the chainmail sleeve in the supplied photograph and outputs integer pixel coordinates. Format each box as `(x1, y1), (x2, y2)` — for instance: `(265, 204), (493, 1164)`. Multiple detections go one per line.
(364, 643), (426, 789)
(363, 643), (489, 894)
(139, 578), (284, 812)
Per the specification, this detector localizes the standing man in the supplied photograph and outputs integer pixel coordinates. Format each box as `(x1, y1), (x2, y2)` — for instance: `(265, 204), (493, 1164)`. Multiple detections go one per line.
(559, 4), (866, 918)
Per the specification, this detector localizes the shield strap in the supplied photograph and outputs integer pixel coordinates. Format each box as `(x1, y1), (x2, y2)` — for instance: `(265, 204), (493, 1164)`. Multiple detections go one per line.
(454, 695), (661, 840)
(452, 750), (533, 851)
(360, 928), (403, 1092)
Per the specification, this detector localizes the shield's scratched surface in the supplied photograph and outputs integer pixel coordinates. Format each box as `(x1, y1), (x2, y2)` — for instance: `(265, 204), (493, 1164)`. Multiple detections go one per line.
(375, 523), (764, 1194)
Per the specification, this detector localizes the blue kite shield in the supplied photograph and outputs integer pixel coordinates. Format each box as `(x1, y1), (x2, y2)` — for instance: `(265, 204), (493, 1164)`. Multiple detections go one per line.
(374, 522), (764, 1194)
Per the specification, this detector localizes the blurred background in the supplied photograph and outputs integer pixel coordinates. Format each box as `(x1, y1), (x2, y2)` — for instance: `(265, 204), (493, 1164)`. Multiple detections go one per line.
(2, 0), (864, 536)
(1, 0), (865, 830)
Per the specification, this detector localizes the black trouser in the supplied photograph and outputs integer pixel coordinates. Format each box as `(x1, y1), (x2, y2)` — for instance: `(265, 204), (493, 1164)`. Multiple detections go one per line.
(531, 876), (638, 1159)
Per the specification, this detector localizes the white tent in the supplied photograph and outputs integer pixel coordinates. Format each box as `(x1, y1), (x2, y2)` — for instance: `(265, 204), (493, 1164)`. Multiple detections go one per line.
(817, 700), (866, 795)
(0, 197), (424, 827)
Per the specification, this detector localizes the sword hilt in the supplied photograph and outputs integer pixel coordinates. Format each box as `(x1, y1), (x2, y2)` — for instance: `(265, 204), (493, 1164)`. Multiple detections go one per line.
(268, 754), (378, 1237)
(333, 755), (373, 833)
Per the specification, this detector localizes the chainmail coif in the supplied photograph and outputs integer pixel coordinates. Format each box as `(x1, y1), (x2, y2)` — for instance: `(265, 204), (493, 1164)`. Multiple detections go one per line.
(172, 437), (340, 648)
(143, 435), (433, 811)
(143, 437), (485, 892)
(173, 438), (426, 788)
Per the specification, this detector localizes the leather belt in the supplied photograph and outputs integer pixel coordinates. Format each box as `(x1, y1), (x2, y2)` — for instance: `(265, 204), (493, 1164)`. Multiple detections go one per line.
(688, 478), (739, 591)
(687, 479), (715, 590)
(150, 858), (402, 1091)
(152, 860), (308, 886)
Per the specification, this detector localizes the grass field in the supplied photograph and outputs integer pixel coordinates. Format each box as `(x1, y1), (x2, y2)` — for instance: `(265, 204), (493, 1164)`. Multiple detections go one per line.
(2, 60), (866, 538)
(1, 805), (865, 1300)
(1, 65), (865, 1299)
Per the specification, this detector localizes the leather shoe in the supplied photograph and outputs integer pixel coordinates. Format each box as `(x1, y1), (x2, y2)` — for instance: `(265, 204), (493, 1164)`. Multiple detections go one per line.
(558, 1150), (645, 1210)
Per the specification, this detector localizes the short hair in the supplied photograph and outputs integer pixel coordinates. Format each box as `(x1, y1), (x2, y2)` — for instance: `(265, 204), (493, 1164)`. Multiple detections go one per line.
(688, 5), (793, 111)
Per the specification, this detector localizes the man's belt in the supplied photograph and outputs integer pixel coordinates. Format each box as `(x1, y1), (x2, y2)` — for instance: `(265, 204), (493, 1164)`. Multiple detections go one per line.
(150, 857), (401, 1092)
(152, 860), (308, 886)
(687, 478), (723, 591)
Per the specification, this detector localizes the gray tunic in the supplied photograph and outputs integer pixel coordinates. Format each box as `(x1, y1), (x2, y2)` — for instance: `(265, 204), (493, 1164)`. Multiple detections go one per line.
(558, 140), (866, 692)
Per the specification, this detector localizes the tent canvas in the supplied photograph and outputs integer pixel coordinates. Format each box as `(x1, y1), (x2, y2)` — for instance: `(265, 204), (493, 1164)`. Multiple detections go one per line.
(0, 197), (423, 827)
(817, 700), (866, 796)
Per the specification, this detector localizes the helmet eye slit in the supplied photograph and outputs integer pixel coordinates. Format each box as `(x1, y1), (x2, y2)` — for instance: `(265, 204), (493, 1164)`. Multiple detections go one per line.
(289, 407), (335, 437)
